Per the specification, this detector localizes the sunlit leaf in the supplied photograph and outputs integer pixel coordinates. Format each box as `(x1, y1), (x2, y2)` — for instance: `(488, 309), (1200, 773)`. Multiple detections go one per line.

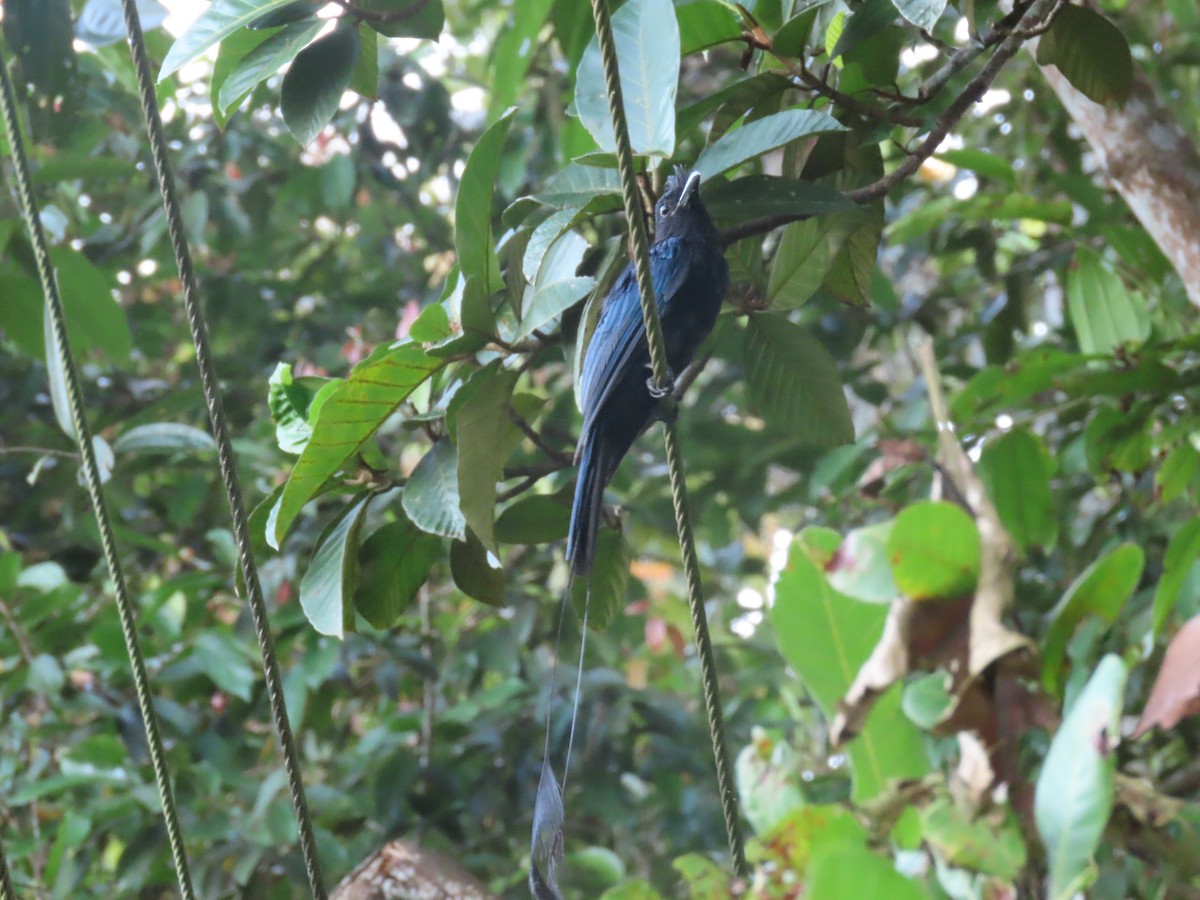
(1035, 655), (1127, 899)
(271, 344), (442, 547)
(576, 0), (679, 156)
(694, 108), (845, 181)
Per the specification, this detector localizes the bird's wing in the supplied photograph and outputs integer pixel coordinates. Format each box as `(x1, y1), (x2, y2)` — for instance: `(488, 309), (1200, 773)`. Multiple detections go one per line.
(578, 237), (691, 432)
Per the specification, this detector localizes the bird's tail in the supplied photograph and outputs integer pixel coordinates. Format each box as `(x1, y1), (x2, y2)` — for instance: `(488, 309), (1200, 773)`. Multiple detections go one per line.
(566, 437), (606, 577)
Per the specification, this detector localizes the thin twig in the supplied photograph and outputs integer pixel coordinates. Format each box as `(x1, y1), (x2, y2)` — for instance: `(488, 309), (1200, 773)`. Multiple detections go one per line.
(509, 407), (573, 465)
(719, 0), (1057, 246)
(0, 446), (77, 458)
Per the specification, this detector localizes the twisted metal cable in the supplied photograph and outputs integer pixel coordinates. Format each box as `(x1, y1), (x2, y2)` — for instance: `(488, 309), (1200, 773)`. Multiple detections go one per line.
(115, 3), (327, 896)
(0, 51), (197, 900)
(587, 0), (748, 876)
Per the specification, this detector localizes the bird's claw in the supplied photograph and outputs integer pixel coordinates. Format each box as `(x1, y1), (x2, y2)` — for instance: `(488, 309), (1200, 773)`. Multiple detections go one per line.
(645, 369), (675, 399)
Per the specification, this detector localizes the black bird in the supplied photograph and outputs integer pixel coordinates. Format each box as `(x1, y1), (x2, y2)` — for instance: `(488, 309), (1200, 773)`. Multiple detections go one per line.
(566, 167), (728, 575)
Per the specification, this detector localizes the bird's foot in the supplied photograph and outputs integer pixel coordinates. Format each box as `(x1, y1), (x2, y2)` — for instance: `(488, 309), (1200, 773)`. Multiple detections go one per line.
(645, 368), (676, 399)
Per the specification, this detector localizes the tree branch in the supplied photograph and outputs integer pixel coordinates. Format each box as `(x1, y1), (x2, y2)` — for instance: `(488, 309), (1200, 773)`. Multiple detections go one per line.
(718, 0), (1057, 247)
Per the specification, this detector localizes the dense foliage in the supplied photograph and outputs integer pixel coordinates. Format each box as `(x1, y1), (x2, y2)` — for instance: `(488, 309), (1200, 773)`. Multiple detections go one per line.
(2, 0), (1200, 897)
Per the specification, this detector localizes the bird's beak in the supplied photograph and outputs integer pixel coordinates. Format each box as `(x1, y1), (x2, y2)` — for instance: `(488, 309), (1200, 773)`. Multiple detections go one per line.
(678, 171), (702, 207)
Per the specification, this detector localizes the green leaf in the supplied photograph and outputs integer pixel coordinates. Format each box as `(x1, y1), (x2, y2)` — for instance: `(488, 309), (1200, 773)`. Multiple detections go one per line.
(826, 521), (897, 603)
(935, 149), (1017, 187)
(1036, 5), (1133, 107)
(192, 631), (256, 700)
(676, 0), (742, 55)
(52, 248), (132, 362)
(890, 0), (947, 31)
(218, 18), (323, 114)
(735, 734), (806, 834)
(112, 423), (217, 455)
(1151, 519), (1200, 638)
(1035, 655), (1127, 899)
(270, 344), (442, 547)
(495, 493), (572, 544)
(518, 235), (596, 340)
(920, 797), (1027, 879)
(807, 845), (927, 899)
(159, 0), (303, 81)
(887, 501), (981, 601)
(3, 0), (75, 101)
(772, 540), (929, 801)
(450, 530), (505, 605)
(402, 438), (467, 541)
(210, 21), (275, 127)
(767, 216), (849, 309)
(1042, 543), (1143, 694)
(487, 0), (554, 119)
(743, 312), (854, 446)
(771, 6), (822, 57)
(571, 529), (630, 632)
(349, 23), (379, 97)
(830, 0), (895, 59)
(1067, 247), (1148, 355)
(701, 176), (855, 223)
(280, 24), (360, 146)
(1158, 442), (1200, 504)
(901, 674), (953, 730)
(299, 494), (371, 637)
(527, 163), (621, 210)
(354, 0), (444, 39)
(576, 0), (679, 156)
(694, 108), (846, 181)
(1084, 405), (1152, 475)
(978, 428), (1058, 552)
(455, 108), (517, 295)
(454, 364), (521, 553)
(355, 516), (441, 628)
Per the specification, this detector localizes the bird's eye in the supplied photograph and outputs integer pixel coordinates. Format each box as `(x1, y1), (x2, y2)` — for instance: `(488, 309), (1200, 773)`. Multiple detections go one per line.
(657, 199), (671, 217)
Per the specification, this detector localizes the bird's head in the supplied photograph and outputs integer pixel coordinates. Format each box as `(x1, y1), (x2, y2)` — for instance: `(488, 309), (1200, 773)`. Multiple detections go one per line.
(653, 166), (718, 243)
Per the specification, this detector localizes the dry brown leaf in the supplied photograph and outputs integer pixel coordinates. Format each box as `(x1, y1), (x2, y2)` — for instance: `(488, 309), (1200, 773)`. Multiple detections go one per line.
(1132, 614), (1200, 739)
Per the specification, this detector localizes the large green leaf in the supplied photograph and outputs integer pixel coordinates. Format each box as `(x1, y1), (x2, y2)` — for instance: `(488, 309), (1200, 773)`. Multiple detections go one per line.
(450, 530), (505, 605)
(111, 423), (217, 455)
(159, 0), (302, 80)
(210, 22), (275, 128)
(575, 0), (679, 156)
(743, 313), (854, 446)
(807, 845), (927, 899)
(830, 0), (896, 59)
(518, 232), (596, 340)
(298, 494), (371, 638)
(1042, 543), (1143, 693)
(280, 24), (360, 146)
(270, 344), (442, 547)
(1152, 519), (1200, 638)
(701, 176), (854, 223)
(455, 108), (516, 295)
(978, 428), (1058, 552)
(1035, 655), (1127, 899)
(218, 18), (323, 114)
(767, 216), (850, 309)
(487, 0), (554, 119)
(773, 541), (928, 801)
(1036, 5), (1133, 107)
(50, 248), (132, 363)
(402, 438), (467, 541)
(453, 364), (521, 553)
(887, 501), (981, 601)
(3, 0), (75, 101)
(495, 493), (572, 544)
(354, 0), (443, 39)
(675, 0), (742, 55)
(694, 109), (845, 181)
(355, 515), (442, 628)
(890, 0), (946, 29)
(1067, 246), (1148, 355)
